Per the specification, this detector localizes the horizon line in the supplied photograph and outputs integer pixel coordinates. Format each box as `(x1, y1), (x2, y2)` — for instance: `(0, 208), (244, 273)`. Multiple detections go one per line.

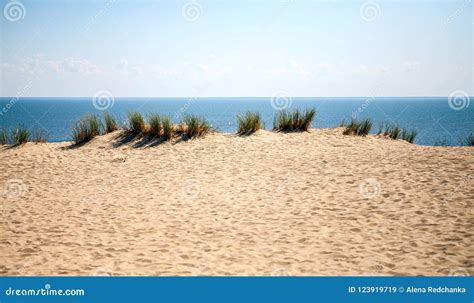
(1, 96), (470, 99)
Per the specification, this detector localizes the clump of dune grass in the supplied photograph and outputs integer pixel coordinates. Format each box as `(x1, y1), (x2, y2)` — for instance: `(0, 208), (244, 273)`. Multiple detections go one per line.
(342, 120), (355, 135)
(71, 114), (101, 145)
(388, 125), (401, 140)
(127, 112), (146, 134)
(161, 116), (173, 140)
(460, 133), (474, 146)
(11, 125), (30, 145)
(103, 112), (119, 134)
(147, 113), (162, 137)
(400, 129), (417, 144)
(146, 114), (174, 140)
(342, 118), (372, 136)
(0, 128), (8, 145)
(379, 123), (401, 140)
(176, 114), (212, 139)
(31, 130), (48, 143)
(273, 108), (316, 132)
(237, 111), (264, 135)
(378, 122), (416, 143)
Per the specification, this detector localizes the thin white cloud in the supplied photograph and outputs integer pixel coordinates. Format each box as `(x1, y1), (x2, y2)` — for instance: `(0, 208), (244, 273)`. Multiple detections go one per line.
(5, 55), (101, 75)
(48, 57), (101, 74)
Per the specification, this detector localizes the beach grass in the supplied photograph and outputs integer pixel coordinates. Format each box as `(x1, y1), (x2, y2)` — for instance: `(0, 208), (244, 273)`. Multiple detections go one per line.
(377, 123), (417, 143)
(237, 111), (264, 135)
(273, 108), (316, 132)
(342, 118), (372, 136)
(71, 114), (101, 144)
(380, 123), (401, 140)
(388, 126), (401, 140)
(10, 110), (465, 147)
(147, 113), (162, 137)
(31, 130), (48, 143)
(400, 129), (417, 144)
(161, 116), (173, 140)
(177, 114), (212, 139)
(0, 128), (8, 145)
(127, 112), (146, 134)
(104, 112), (119, 134)
(11, 125), (30, 145)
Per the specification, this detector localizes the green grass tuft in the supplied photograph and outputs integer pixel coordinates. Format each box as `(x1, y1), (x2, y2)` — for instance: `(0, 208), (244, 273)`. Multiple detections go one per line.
(71, 114), (101, 145)
(177, 114), (212, 139)
(161, 116), (173, 140)
(127, 112), (146, 134)
(237, 111), (264, 135)
(11, 125), (30, 145)
(273, 108), (316, 132)
(147, 113), (162, 137)
(103, 112), (119, 133)
(342, 118), (372, 136)
(31, 130), (48, 143)
(378, 123), (416, 143)
(380, 123), (401, 140)
(400, 129), (417, 144)
(0, 128), (8, 145)
(388, 126), (401, 140)
(357, 119), (372, 136)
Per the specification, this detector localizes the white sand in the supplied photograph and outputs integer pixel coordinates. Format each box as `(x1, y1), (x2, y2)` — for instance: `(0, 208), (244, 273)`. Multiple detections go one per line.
(1, 128), (473, 275)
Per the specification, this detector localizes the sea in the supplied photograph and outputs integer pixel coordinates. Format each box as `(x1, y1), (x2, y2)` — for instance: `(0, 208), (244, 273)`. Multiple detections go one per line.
(0, 97), (472, 146)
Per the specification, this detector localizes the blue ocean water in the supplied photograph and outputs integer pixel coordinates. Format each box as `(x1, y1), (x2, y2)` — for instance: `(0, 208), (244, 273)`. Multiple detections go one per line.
(0, 97), (472, 146)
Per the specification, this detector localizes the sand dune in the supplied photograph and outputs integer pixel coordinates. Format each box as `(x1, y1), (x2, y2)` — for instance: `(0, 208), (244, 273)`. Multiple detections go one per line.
(1, 128), (473, 276)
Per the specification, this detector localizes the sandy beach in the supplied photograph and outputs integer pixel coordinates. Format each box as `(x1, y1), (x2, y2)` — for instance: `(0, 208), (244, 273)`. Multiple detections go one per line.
(1, 128), (473, 276)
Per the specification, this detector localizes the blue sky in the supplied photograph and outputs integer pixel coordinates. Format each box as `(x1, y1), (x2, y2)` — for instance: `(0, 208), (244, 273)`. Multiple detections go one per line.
(0, 0), (472, 97)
